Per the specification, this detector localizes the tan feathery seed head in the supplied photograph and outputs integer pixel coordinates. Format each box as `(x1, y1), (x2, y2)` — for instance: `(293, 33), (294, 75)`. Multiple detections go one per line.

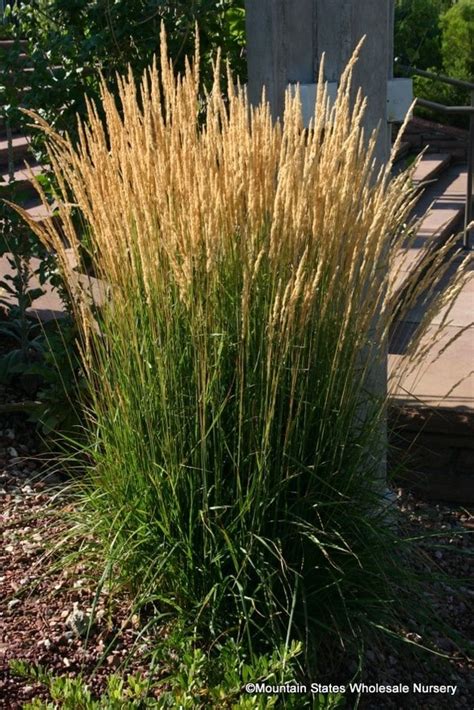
(4, 29), (470, 388)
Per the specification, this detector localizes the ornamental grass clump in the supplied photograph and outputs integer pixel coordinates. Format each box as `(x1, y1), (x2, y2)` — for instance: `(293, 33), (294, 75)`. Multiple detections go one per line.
(13, 31), (469, 667)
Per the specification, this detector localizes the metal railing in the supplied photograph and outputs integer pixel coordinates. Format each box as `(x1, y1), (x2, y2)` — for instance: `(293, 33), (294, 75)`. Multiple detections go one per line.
(396, 63), (474, 250)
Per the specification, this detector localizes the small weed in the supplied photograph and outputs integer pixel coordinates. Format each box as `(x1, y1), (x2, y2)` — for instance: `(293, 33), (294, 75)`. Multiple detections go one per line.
(10, 638), (344, 708)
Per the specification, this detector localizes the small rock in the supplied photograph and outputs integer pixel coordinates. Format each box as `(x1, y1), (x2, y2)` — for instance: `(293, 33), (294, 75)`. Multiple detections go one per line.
(8, 598), (21, 610)
(7, 447), (18, 458)
(66, 603), (91, 638)
(37, 639), (52, 650)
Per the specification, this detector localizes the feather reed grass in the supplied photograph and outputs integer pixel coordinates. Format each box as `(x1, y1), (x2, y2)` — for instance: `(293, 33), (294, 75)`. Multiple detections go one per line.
(10, 29), (472, 672)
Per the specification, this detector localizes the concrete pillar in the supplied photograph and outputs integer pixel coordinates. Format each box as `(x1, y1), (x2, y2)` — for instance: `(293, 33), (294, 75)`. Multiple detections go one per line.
(245, 0), (394, 167)
(245, 1), (396, 488)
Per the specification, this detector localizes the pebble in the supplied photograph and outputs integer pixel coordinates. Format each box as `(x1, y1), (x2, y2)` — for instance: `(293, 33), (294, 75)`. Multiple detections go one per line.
(66, 604), (91, 638)
(106, 653), (120, 667)
(37, 639), (52, 650)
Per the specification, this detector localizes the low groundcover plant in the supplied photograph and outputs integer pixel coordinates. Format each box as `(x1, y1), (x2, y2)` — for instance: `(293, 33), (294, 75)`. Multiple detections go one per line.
(10, 28), (470, 700)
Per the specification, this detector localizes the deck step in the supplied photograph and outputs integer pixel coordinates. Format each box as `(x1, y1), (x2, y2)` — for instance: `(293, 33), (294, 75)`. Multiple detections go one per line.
(392, 140), (411, 162)
(412, 153), (451, 186)
(392, 206), (464, 297)
(1, 163), (44, 199)
(0, 135), (31, 166)
(22, 198), (53, 223)
(0, 39), (28, 50)
(388, 405), (474, 503)
(391, 166), (466, 299)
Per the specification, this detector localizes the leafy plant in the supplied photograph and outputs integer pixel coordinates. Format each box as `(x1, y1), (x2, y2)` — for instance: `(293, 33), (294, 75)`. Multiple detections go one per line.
(0, 221), (85, 432)
(10, 638), (340, 708)
(0, 308), (86, 436)
(153, 636), (308, 708)
(0, 166), (84, 431)
(0, 203), (45, 388)
(24, 317), (87, 435)
(10, 661), (155, 708)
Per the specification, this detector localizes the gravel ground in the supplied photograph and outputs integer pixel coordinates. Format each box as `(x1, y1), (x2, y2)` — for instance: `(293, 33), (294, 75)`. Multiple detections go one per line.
(358, 491), (474, 709)
(0, 391), (160, 708)
(0, 389), (473, 709)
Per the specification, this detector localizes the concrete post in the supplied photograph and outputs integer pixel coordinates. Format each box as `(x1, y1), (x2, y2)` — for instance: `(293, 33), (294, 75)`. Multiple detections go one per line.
(245, 0), (394, 166)
(245, 1), (396, 487)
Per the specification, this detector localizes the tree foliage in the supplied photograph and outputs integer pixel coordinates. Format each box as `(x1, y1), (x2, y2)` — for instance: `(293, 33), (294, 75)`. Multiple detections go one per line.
(394, 0), (446, 68)
(1, 0), (246, 158)
(441, 0), (474, 80)
(394, 1), (473, 127)
(394, 0), (473, 79)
